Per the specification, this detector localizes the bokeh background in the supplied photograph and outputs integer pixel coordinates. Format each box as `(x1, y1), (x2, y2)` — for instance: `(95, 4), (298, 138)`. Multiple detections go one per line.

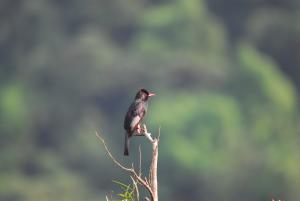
(1, 0), (300, 200)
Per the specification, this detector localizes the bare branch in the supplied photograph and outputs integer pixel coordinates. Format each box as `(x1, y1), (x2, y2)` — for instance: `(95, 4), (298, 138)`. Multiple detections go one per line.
(139, 145), (142, 177)
(132, 172), (154, 200)
(95, 130), (131, 172)
(130, 176), (140, 201)
(157, 126), (161, 141)
(95, 130), (155, 200)
(143, 124), (154, 143)
(148, 161), (153, 187)
(144, 177), (149, 186)
(150, 138), (159, 201)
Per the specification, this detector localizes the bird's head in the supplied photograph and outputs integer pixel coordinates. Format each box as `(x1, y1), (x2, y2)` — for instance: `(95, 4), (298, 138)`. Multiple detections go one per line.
(135, 88), (155, 101)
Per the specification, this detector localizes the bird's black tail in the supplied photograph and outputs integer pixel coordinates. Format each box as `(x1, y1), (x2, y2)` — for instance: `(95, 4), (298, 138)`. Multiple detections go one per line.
(124, 132), (129, 156)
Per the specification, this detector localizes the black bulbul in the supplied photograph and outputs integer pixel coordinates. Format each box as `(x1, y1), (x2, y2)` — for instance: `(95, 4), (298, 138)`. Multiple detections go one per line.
(123, 89), (155, 156)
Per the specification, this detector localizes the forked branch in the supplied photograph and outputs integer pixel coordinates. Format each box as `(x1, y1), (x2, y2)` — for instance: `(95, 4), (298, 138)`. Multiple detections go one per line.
(96, 126), (159, 201)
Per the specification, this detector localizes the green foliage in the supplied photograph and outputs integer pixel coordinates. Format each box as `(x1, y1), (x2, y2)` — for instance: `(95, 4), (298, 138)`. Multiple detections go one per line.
(0, 153), (101, 201)
(110, 179), (139, 201)
(0, 83), (29, 141)
(232, 44), (297, 147)
(0, 0), (300, 201)
(237, 43), (296, 112)
(150, 92), (242, 173)
(133, 0), (228, 60)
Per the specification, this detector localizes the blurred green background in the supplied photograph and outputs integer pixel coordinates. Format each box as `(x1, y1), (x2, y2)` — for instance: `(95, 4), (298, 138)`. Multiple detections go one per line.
(1, 0), (300, 200)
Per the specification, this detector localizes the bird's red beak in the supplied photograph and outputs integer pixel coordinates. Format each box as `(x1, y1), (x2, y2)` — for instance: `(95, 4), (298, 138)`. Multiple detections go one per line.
(148, 93), (156, 97)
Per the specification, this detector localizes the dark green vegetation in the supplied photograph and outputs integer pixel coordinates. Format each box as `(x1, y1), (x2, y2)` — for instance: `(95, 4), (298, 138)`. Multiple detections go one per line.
(1, 0), (300, 201)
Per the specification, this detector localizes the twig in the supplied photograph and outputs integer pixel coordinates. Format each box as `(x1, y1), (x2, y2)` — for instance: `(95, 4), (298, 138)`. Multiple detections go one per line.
(95, 130), (155, 200)
(157, 126), (161, 141)
(150, 138), (159, 201)
(148, 160), (153, 187)
(95, 131), (131, 172)
(143, 124), (154, 143)
(139, 145), (142, 177)
(130, 176), (140, 201)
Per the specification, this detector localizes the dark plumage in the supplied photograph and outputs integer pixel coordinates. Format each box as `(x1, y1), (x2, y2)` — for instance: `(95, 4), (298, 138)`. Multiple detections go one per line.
(123, 89), (155, 156)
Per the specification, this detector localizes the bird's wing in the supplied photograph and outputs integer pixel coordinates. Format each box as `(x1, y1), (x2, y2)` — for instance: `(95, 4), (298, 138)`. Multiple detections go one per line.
(129, 101), (145, 129)
(130, 115), (141, 130)
(130, 101), (145, 117)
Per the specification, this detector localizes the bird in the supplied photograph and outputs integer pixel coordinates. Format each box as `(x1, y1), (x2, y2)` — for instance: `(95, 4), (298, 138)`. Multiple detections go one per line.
(123, 89), (155, 156)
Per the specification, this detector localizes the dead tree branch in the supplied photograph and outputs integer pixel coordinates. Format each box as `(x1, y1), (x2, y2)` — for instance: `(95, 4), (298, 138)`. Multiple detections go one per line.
(96, 126), (159, 201)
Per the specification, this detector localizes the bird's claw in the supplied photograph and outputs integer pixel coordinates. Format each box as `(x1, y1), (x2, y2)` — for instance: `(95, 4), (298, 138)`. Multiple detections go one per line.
(136, 124), (142, 134)
(135, 124), (145, 135)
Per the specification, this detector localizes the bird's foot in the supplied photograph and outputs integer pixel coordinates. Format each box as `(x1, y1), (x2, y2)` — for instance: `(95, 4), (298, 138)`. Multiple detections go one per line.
(133, 124), (154, 142)
(134, 124), (143, 136)
(136, 124), (142, 134)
